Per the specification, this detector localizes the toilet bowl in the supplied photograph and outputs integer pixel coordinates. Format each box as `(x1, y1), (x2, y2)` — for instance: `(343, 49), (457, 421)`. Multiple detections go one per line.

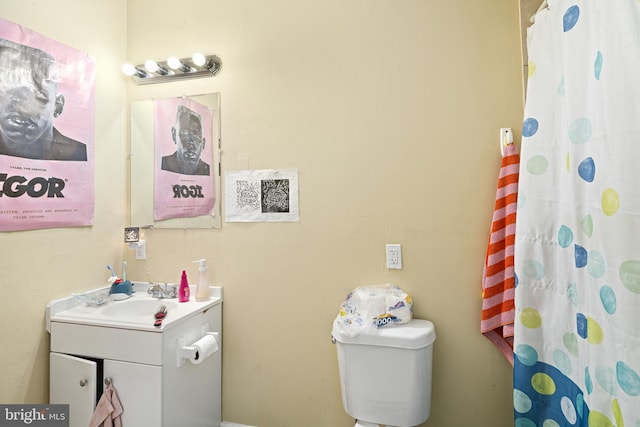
(333, 319), (436, 427)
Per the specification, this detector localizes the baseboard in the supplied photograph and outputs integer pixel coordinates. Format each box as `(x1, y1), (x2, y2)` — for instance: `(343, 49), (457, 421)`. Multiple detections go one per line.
(221, 422), (258, 427)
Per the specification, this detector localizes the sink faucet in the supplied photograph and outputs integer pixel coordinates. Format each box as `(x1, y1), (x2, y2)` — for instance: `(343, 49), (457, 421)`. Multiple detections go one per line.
(147, 283), (177, 299)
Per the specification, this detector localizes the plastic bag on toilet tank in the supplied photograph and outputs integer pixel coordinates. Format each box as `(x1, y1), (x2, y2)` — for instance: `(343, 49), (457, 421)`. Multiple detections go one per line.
(332, 284), (413, 337)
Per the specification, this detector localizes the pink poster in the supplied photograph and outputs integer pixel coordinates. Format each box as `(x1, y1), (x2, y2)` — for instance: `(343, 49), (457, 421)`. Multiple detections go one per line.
(0, 18), (95, 231)
(154, 98), (214, 220)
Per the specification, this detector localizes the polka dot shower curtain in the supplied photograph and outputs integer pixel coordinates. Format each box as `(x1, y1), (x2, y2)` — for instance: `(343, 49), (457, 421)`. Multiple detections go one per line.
(513, 1), (640, 426)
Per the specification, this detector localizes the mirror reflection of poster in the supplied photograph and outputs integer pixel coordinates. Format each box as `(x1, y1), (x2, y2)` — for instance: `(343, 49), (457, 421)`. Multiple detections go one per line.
(153, 98), (214, 220)
(0, 18), (96, 231)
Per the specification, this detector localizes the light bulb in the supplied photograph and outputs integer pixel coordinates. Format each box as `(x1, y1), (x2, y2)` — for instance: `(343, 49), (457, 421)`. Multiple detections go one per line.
(167, 57), (182, 70)
(121, 63), (137, 76)
(192, 52), (206, 67)
(168, 56), (193, 73)
(144, 60), (159, 73)
(121, 63), (149, 78)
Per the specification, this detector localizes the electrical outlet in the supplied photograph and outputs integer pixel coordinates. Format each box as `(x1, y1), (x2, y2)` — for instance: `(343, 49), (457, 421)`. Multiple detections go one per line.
(386, 244), (402, 269)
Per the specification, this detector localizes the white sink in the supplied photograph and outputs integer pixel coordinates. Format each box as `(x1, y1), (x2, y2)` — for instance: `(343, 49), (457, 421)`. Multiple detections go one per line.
(46, 282), (222, 332)
(100, 299), (178, 318)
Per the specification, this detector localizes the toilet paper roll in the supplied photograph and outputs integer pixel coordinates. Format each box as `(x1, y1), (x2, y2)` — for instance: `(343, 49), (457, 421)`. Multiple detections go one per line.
(190, 334), (219, 365)
(352, 288), (387, 318)
(386, 294), (412, 324)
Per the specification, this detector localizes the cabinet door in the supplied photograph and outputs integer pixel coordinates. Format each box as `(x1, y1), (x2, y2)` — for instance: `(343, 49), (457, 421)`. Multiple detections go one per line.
(50, 352), (97, 427)
(103, 359), (162, 426)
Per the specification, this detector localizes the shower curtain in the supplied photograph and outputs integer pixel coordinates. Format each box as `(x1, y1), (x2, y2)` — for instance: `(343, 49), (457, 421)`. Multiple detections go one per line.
(514, 1), (640, 426)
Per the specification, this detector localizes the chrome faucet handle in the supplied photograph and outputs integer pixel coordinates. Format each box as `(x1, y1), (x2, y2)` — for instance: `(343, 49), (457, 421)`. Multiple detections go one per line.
(147, 282), (177, 299)
(147, 283), (162, 294)
(164, 284), (178, 298)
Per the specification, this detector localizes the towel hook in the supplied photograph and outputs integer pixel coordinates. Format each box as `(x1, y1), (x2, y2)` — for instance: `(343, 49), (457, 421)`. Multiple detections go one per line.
(499, 128), (513, 156)
(104, 377), (112, 386)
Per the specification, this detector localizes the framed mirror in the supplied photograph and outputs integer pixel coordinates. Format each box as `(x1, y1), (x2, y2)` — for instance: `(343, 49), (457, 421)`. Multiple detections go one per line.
(130, 93), (221, 229)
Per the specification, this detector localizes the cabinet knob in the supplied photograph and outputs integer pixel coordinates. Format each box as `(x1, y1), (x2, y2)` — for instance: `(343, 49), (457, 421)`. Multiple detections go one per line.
(79, 379), (87, 387)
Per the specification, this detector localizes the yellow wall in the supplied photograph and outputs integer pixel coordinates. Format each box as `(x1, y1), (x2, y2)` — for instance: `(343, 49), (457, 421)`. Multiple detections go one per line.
(1, 1), (525, 426)
(0, 0), (128, 404)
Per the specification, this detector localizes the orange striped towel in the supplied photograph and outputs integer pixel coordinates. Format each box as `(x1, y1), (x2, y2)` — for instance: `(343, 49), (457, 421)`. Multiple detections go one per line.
(481, 143), (519, 366)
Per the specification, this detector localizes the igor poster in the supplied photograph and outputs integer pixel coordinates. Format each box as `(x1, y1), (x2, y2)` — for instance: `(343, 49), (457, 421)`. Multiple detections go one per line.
(0, 18), (95, 231)
(153, 98), (214, 220)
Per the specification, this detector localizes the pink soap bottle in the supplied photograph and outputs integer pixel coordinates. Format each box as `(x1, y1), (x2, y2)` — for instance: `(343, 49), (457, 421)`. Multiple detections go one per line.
(178, 270), (190, 302)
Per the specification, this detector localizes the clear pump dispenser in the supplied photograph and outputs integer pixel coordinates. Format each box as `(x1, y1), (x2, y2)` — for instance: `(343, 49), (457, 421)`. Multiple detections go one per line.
(193, 259), (211, 302)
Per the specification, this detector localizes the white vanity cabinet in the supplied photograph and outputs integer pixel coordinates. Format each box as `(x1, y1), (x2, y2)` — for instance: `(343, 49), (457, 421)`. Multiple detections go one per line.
(47, 285), (222, 427)
(50, 352), (162, 426)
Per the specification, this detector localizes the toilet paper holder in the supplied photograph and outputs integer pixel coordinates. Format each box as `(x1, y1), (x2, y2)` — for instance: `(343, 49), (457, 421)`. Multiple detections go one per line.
(177, 331), (220, 367)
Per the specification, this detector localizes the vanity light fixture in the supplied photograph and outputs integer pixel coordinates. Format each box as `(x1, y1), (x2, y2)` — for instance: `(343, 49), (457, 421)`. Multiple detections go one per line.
(122, 53), (221, 85)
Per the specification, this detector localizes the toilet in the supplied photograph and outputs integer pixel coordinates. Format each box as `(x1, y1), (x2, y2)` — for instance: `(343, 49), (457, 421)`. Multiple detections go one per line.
(332, 319), (436, 427)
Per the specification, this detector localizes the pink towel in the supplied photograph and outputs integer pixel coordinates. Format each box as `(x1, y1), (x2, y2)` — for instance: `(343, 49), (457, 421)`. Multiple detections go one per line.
(89, 383), (123, 427)
(481, 143), (519, 366)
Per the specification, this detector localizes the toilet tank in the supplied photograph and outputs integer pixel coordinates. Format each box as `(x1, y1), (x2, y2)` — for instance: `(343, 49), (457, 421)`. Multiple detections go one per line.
(332, 319), (436, 427)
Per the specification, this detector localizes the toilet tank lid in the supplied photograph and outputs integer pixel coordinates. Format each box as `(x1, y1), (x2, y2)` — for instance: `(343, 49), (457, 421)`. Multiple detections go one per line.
(333, 319), (436, 349)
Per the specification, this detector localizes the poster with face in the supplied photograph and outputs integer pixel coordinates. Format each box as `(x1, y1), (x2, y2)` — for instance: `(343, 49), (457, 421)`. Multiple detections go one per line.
(0, 18), (95, 231)
(153, 97), (215, 220)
